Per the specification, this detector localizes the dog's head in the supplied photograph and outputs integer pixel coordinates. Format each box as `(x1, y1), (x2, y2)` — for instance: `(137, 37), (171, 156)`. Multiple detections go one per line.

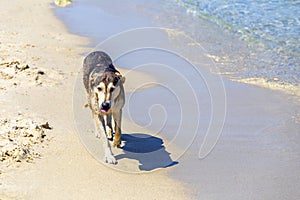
(90, 71), (125, 114)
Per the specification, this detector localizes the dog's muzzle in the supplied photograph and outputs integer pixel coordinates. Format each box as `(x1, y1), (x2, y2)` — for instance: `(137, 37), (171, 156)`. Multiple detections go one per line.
(100, 102), (111, 113)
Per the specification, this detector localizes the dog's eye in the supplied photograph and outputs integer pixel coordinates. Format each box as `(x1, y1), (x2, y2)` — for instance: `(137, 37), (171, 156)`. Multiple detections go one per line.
(110, 88), (115, 92)
(97, 87), (103, 91)
(113, 77), (119, 85)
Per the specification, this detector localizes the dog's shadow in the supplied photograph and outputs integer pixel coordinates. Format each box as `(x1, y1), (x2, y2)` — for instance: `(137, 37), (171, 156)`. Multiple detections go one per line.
(115, 133), (178, 171)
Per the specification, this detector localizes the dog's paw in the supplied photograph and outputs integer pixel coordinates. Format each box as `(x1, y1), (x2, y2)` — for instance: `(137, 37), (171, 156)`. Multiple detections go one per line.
(105, 155), (117, 165)
(104, 154), (117, 165)
(113, 139), (121, 148)
(104, 149), (117, 164)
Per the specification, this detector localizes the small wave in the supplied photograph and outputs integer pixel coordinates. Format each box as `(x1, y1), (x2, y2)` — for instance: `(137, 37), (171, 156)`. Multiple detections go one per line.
(174, 0), (300, 94)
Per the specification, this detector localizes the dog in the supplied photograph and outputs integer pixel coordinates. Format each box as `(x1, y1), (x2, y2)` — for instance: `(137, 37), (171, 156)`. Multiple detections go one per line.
(83, 51), (125, 164)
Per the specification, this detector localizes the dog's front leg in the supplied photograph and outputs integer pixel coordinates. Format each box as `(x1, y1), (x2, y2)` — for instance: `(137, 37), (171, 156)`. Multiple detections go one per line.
(112, 109), (122, 147)
(104, 114), (113, 140)
(93, 114), (101, 138)
(94, 114), (117, 164)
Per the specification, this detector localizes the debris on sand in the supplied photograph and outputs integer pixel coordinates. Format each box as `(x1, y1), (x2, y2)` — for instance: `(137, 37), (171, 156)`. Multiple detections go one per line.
(0, 61), (33, 83)
(0, 117), (52, 165)
(40, 122), (52, 130)
(54, 0), (73, 7)
(0, 60), (63, 87)
(15, 64), (30, 71)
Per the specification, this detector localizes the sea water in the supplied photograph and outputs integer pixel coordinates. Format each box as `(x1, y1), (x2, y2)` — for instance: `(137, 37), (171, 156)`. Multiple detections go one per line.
(165, 0), (300, 92)
(56, 0), (300, 90)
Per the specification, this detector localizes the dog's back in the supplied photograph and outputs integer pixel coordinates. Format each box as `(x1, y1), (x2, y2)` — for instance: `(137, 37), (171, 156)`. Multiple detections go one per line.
(83, 51), (117, 92)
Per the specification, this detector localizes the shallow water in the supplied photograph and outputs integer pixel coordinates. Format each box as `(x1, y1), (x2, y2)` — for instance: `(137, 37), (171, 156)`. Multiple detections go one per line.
(176, 0), (300, 86)
(55, 0), (300, 89)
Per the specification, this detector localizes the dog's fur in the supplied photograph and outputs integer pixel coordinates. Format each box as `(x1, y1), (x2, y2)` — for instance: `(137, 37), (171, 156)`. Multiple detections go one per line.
(83, 51), (125, 164)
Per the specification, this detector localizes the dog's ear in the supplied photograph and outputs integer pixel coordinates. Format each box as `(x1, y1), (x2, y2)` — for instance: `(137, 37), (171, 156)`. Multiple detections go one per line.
(89, 74), (97, 91)
(120, 76), (126, 84)
(115, 72), (125, 84)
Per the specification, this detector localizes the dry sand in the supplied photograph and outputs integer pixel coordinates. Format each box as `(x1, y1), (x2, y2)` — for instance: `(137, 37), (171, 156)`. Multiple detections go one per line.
(0, 0), (189, 199)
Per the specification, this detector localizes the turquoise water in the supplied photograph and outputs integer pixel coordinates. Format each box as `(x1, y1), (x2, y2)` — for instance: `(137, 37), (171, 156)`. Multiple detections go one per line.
(176, 0), (300, 86)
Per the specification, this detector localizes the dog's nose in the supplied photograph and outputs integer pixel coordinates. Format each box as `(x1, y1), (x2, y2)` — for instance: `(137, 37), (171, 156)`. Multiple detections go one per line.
(101, 102), (110, 111)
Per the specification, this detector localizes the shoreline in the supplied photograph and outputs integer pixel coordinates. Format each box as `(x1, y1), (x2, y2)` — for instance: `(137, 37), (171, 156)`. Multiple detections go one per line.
(173, 0), (300, 97)
(54, 1), (300, 199)
(55, 0), (300, 99)
(0, 0), (189, 199)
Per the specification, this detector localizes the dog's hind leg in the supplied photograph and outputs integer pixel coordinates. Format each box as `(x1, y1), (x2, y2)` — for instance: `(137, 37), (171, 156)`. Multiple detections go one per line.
(105, 113), (113, 140)
(94, 114), (117, 164)
(112, 109), (122, 147)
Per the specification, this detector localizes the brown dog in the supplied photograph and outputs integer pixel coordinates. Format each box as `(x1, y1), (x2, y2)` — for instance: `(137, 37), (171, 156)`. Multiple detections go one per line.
(83, 51), (125, 164)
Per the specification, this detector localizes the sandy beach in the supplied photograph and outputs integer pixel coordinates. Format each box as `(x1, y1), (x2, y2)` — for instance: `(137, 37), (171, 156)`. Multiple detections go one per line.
(1, 0), (300, 200)
(0, 0), (188, 199)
